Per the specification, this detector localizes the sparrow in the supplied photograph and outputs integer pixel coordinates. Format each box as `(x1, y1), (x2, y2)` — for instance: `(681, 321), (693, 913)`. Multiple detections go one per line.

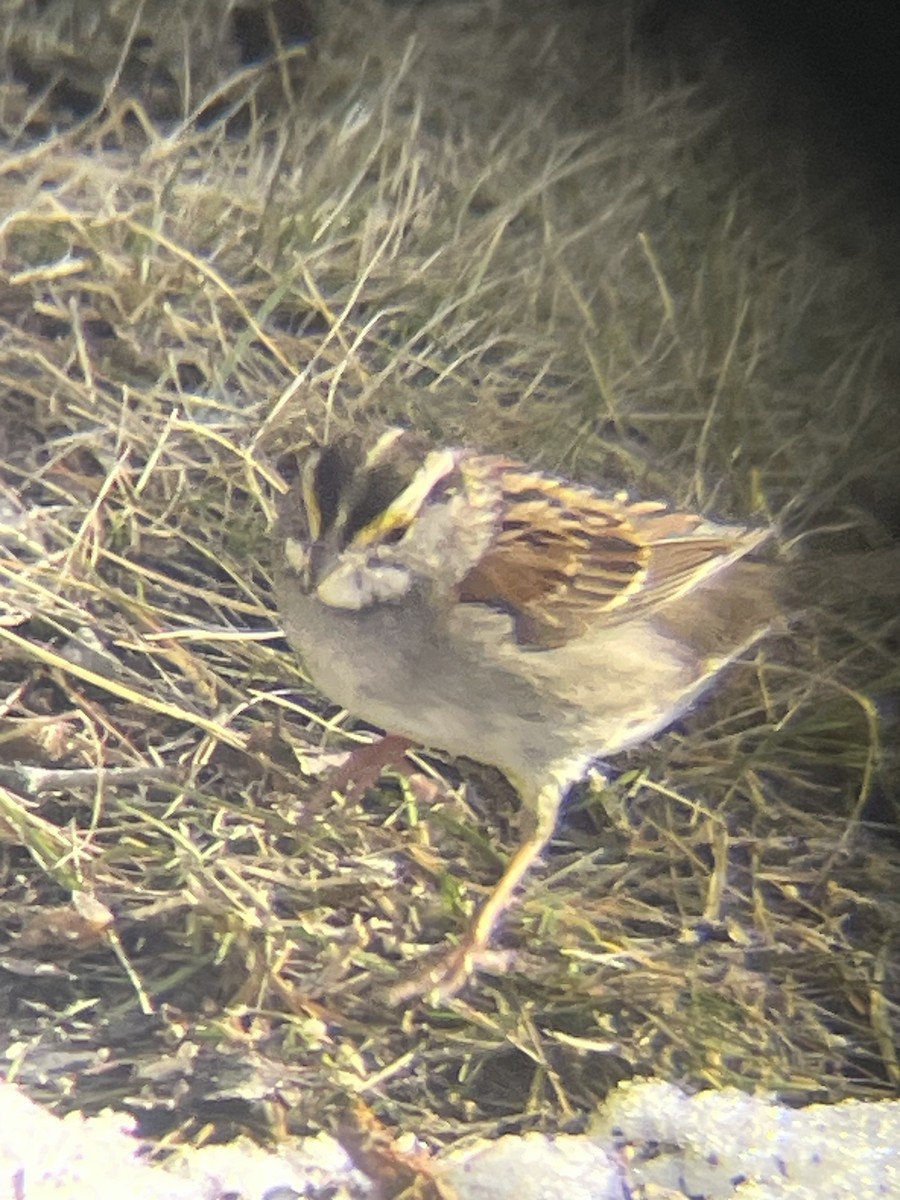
(272, 428), (776, 998)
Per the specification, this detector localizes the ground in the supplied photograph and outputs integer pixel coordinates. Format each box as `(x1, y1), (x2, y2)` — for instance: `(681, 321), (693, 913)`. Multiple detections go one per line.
(0, 0), (898, 1155)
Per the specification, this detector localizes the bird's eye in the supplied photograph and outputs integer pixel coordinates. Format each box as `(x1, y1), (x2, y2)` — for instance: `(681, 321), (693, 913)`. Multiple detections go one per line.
(381, 522), (408, 546)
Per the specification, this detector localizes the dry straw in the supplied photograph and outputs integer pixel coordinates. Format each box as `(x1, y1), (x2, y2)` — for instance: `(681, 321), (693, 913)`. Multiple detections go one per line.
(0, 0), (897, 1143)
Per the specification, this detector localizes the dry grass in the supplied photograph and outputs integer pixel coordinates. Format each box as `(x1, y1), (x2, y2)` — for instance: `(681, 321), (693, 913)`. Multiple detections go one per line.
(0, 0), (898, 1147)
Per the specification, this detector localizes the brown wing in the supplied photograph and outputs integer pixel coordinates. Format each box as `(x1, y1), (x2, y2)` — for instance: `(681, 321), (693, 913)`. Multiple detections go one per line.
(458, 459), (769, 648)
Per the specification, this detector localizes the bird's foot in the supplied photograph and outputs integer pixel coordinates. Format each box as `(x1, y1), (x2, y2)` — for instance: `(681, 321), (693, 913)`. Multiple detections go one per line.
(388, 936), (515, 1005)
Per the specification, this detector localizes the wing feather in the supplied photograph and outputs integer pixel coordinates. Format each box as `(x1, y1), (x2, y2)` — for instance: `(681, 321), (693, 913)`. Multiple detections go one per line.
(458, 458), (769, 647)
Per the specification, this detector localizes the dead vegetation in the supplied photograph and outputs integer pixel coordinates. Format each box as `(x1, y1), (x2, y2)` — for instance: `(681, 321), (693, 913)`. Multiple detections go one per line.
(0, 0), (898, 1147)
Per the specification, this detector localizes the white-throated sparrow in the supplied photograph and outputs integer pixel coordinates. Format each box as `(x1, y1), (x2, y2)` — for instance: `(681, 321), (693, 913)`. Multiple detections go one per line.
(273, 428), (776, 998)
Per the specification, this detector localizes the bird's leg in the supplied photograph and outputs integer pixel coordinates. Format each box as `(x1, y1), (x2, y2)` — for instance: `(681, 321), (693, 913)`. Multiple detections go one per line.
(296, 733), (418, 822)
(390, 784), (562, 1003)
(316, 733), (414, 805)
